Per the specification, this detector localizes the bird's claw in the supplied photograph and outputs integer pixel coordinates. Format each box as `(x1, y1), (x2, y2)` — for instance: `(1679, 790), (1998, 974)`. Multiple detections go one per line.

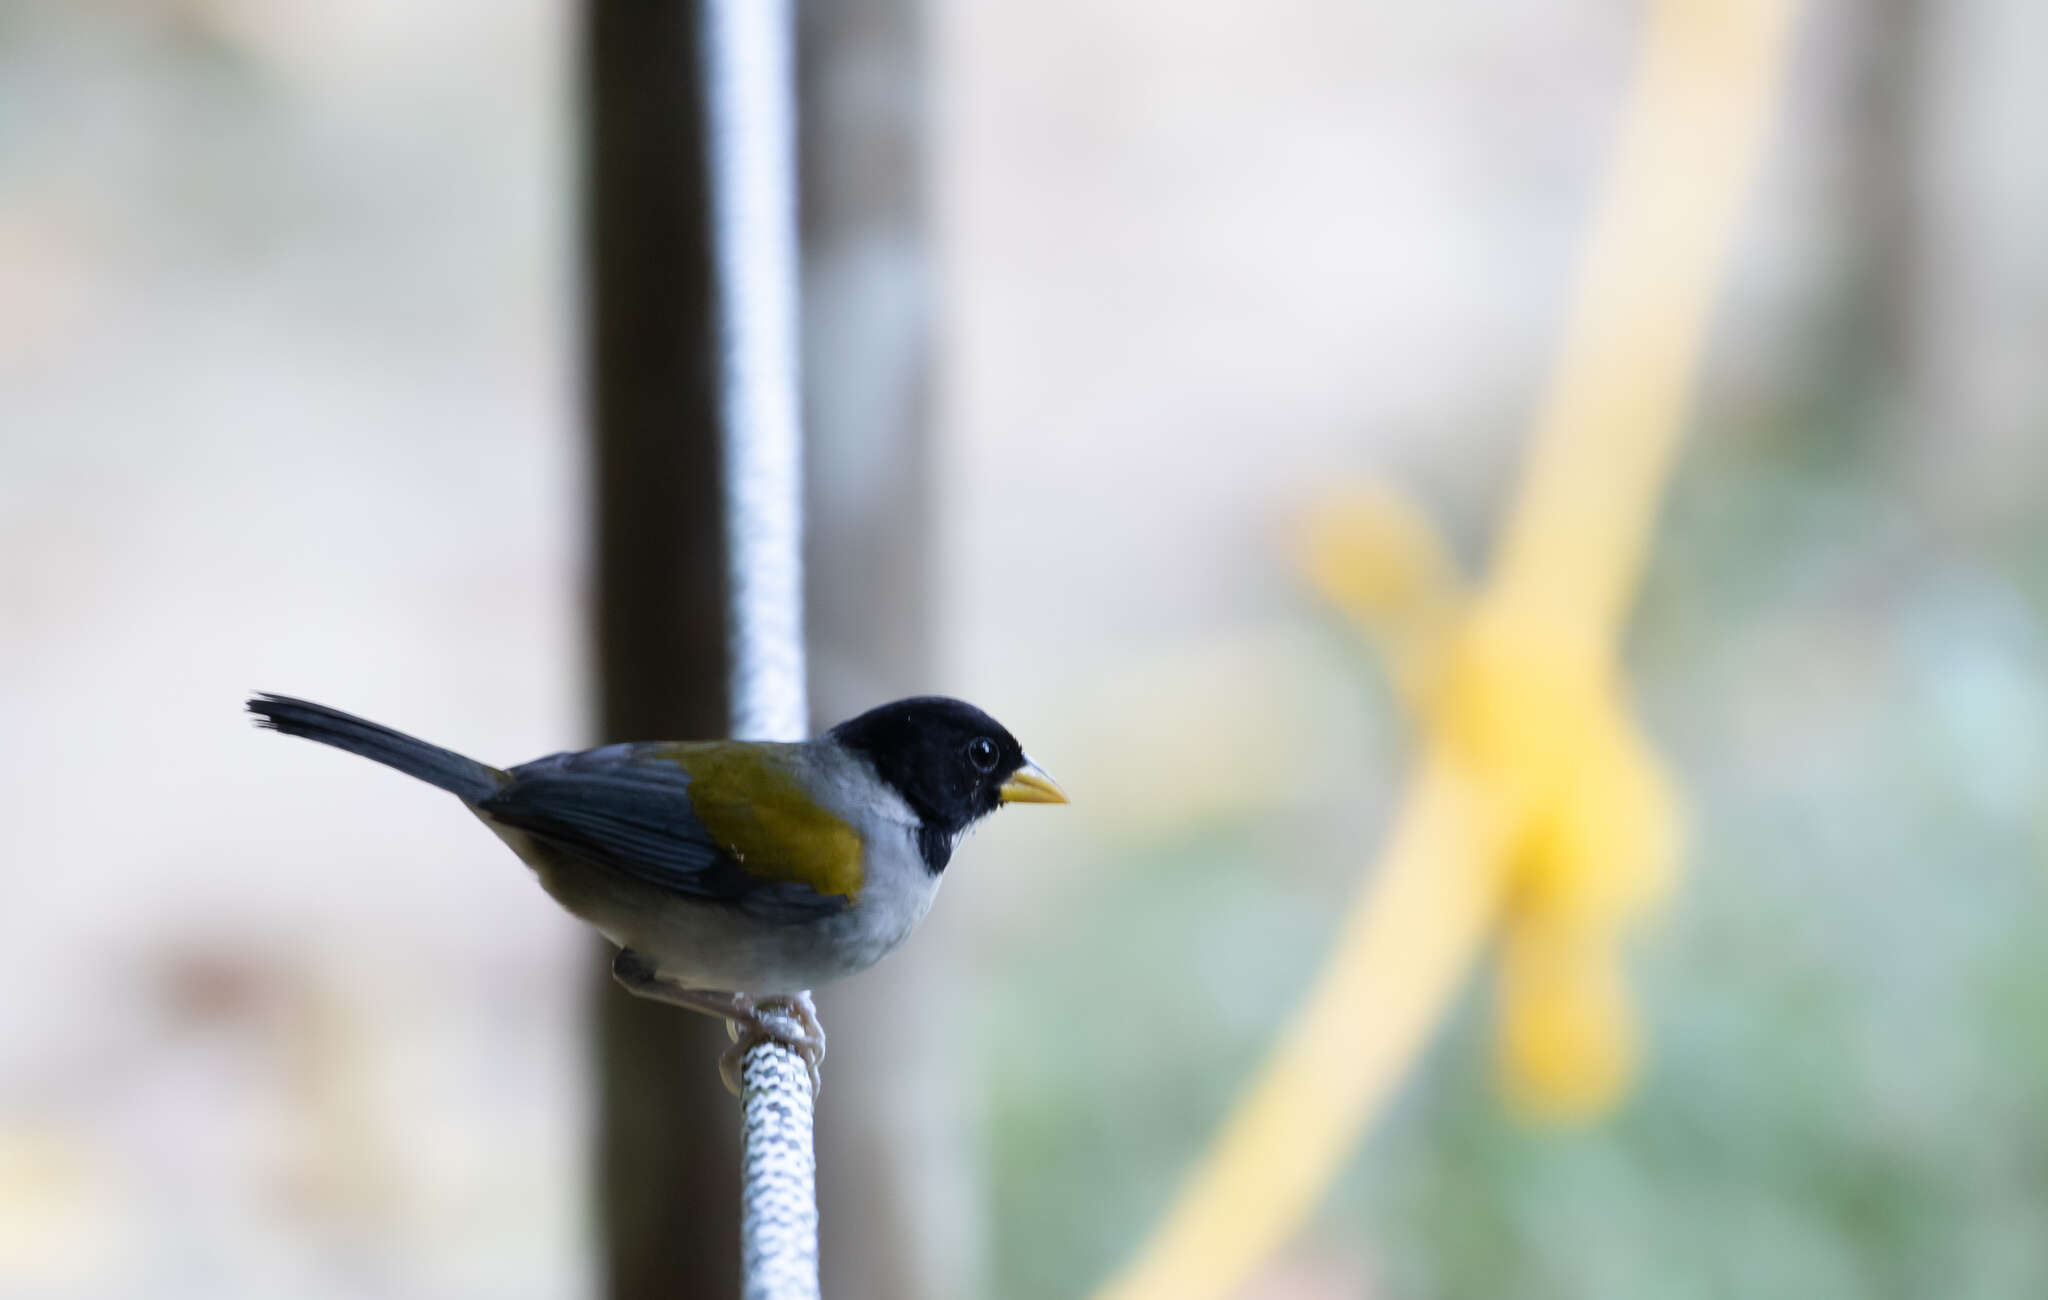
(608, 953), (824, 1097)
(718, 992), (825, 1098)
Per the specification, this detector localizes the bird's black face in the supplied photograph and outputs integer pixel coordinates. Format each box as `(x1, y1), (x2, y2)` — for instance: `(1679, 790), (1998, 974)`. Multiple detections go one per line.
(830, 697), (1062, 848)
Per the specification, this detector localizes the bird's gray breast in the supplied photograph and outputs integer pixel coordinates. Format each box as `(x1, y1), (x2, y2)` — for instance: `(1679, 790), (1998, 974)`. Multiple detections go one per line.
(805, 762), (944, 980)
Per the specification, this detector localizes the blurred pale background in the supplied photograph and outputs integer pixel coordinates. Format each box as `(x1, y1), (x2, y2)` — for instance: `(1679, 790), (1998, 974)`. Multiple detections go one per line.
(6, 1), (2048, 1298)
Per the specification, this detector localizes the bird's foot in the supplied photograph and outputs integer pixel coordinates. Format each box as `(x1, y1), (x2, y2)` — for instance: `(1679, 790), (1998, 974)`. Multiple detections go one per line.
(611, 951), (823, 1097)
(721, 991), (825, 1098)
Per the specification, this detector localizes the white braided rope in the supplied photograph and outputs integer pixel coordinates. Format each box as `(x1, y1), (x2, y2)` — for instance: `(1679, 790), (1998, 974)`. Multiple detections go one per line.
(739, 1039), (821, 1300)
(702, 1), (819, 1297)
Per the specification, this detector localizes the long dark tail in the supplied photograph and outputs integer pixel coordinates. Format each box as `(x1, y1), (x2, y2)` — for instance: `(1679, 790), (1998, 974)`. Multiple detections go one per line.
(247, 693), (506, 803)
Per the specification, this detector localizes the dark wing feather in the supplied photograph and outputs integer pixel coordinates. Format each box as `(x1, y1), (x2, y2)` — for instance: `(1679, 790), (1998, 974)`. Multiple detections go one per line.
(479, 744), (850, 921)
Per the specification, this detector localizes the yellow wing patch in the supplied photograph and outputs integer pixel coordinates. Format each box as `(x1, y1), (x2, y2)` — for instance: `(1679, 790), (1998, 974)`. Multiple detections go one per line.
(665, 744), (865, 900)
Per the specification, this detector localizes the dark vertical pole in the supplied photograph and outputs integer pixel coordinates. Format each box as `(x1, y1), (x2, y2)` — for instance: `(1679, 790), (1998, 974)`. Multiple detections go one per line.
(584, 4), (741, 1297)
(797, 4), (963, 1297)
(1848, 0), (1924, 409)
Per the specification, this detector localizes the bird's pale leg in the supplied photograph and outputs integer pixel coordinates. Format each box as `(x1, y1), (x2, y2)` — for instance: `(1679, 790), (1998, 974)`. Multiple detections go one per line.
(611, 949), (825, 1095)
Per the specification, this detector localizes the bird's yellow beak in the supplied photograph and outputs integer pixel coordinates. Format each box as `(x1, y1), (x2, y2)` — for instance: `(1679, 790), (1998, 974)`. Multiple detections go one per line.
(999, 759), (1068, 805)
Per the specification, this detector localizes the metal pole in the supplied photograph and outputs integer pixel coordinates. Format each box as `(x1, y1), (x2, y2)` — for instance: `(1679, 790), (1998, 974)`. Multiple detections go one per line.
(700, 2), (820, 1297)
(705, 0), (807, 745)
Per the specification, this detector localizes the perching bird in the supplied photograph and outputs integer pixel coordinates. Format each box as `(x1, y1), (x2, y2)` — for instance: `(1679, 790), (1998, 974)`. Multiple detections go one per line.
(247, 692), (1065, 1090)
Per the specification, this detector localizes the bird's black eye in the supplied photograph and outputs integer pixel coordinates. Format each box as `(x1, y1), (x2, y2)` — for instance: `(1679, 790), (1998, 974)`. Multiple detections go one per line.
(967, 736), (1000, 771)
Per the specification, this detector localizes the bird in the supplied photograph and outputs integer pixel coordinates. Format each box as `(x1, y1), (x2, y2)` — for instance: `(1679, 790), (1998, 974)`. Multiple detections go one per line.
(246, 692), (1066, 1091)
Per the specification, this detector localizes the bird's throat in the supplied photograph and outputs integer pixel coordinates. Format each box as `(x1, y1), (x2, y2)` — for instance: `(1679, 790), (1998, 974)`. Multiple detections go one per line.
(916, 823), (954, 875)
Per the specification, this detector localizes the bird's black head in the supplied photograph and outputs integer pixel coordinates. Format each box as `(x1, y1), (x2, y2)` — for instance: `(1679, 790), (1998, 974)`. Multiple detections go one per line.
(830, 696), (1064, 869)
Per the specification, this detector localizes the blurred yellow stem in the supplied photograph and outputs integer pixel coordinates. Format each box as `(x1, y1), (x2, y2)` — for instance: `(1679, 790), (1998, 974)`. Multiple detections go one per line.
(1097, 759), (1510, 1300)
(1495, 0), (1801, 639)
(1095, 2), (1797, 1297)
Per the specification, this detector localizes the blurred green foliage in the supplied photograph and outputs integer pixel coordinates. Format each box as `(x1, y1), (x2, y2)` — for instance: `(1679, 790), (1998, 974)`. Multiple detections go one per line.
(983, 429), (2048, 1298)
